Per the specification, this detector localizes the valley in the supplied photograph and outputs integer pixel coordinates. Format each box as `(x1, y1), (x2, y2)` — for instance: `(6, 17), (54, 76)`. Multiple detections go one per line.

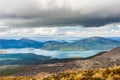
(0, 37), (120, 79)
(0, 46), (119, 79)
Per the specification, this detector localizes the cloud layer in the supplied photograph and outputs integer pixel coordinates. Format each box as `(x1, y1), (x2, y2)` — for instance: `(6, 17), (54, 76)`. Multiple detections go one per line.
(0, 0), (120, 27)
(0, 23), (120, 38)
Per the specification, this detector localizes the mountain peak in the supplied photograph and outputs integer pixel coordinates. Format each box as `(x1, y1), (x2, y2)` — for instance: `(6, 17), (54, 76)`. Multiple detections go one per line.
(20, 38), (31, 41)
(88, 37), (104, 40)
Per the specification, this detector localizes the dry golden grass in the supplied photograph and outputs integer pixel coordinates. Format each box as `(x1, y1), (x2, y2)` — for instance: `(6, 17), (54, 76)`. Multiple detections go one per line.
(44, 66), (120, 80)
(0, 66), (120, 80)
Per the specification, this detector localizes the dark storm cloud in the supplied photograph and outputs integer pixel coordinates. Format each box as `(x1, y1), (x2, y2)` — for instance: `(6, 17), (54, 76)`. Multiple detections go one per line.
(0, 0), (120, 27)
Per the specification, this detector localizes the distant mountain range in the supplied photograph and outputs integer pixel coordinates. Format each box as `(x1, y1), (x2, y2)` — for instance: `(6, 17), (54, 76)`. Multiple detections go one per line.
(0, 38), (43, 49)
(42, 37), (120, 50)
(108, 37), (120, 41)
(0, 37), (120, 50)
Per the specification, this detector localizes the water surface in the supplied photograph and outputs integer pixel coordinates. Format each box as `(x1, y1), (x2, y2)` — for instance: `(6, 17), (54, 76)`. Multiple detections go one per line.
(0, 48), (106, 59)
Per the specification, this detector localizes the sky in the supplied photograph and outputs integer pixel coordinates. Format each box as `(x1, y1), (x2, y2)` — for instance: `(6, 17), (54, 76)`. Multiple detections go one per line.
(0, 0), (120, 39)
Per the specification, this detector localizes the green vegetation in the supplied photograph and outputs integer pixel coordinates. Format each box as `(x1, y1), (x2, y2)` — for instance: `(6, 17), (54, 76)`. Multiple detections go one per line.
(0, 65), (20, 71)
(0, 53), (51, 66)
(0, 66), (120, 80)
(0, 67), (26, 77)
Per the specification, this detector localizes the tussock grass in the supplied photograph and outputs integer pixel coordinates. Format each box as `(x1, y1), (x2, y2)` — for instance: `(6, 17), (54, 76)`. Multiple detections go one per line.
(44, 66), (120, 80)
(0, 66), (120, 80)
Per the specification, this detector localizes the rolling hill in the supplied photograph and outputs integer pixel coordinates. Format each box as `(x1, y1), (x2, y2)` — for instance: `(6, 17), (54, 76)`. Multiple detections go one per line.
(7, 47), (120, 78)
(0, 53), (52, 66)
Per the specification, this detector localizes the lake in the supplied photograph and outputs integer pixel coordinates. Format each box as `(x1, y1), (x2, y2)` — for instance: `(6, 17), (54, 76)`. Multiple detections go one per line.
(0, 48), (107, 59)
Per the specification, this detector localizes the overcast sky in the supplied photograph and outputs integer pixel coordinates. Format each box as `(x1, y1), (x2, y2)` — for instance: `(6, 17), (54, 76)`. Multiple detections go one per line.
(0, 0), (120, 38)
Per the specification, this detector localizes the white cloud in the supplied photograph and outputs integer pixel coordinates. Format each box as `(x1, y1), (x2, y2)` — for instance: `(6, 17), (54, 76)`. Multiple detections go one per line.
(0, 0), (120, 27)
(0, 23), (120, 38)
(61, 23), (120, 37)
(0, 27), (59, 37)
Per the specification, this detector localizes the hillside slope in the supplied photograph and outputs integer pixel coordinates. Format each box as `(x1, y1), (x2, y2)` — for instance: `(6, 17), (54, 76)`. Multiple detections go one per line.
(1, 66), (120, 80)
(11, 47), (120, 77)
(94, 47), (120, 59)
